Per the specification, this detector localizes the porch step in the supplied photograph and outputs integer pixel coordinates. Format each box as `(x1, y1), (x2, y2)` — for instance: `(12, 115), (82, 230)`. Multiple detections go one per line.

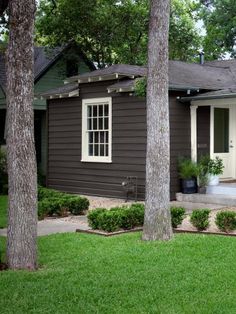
(207, 183), (236, 196)
(176, 192), (236, 206)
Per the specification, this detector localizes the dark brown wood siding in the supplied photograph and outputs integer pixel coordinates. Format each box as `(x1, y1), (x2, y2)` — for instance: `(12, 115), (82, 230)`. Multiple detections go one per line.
(197, 106), (210, 159)
(47, 81), (191, 200)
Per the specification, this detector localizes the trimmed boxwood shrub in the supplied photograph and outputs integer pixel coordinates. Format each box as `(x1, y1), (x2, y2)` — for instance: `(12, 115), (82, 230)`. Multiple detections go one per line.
(87, 208), (106, 229)
(215, 211), (236, 232)
(37, 186), (89, 218)
(88, 203), (145, 232)
(38, 186), (65, 201)
(97, 210), (123, 232)
(190, 209), (210, 231)
(170, 206), (186, 228)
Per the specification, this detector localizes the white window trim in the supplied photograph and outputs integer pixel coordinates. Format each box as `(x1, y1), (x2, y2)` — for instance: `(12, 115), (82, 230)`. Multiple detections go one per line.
(81, 97), (112, 163)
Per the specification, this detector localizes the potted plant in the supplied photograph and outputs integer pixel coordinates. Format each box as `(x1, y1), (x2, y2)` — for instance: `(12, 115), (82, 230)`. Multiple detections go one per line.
(197, 155), (210, 194)
(178, 158), (198, 194)
(208, 157), (224, 186)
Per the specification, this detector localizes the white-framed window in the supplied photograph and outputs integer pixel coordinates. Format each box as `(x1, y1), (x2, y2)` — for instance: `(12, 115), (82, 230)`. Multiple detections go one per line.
(81, 97), (112, 163)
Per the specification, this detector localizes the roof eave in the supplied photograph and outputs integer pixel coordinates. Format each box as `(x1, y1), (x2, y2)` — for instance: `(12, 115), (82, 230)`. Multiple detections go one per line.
(179, 92), (236, 103)
(35, 89), (80, 100)
(65, 73), (136, 84)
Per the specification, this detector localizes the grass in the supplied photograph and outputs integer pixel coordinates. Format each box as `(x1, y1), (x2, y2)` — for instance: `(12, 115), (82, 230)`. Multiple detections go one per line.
(1, 233), (236, 313)
(0, 195), (7, 228)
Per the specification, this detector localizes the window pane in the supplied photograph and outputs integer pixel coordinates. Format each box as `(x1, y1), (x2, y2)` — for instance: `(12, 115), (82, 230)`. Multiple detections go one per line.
(214, 108), (229, 153)
(105, 131), (109, 143)
(88, 118), (92, 130)
(94, 132), (99, 143)
(104, 104), (109, 116)
(88, 106), (92, 118)
(104, 118), (108, 130)
(99, 118), (103, 130)
(93, 118), (97, 130)
(100, 144), (104, 156)
(89, 132), (93, 144)
(93, 106), (98, 117)
(94, 144), (99, 156)
(105, 144), (109, 156)
(99, 105), (103, 117)
(89, 144), (93, 156)
(100, 131), (105, 143)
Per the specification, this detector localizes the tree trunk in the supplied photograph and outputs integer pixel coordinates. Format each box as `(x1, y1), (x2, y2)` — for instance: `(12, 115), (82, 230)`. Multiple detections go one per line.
(6, 0), (37, 269)
(142, 0), (173, 241)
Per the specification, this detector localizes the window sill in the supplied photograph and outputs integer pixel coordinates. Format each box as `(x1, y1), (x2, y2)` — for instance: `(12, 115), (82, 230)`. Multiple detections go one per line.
(81, 159), (112, 163)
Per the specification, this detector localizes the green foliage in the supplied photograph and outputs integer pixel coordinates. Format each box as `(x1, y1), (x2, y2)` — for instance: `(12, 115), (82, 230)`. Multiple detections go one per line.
(197, 155), (210, 187)
(190, 209), (210, 231)
(88, 203), (144, 232)
(38, 186), (65, 201)
(178, 158), (198, 179)
(87, 208), (107, 229)
(0, 149), (7, 195)
(68, 196), (90, 215)
(215, 211), (236, 232)
(208, 157), (224, 176)
(97, 211), (123, 232)
(170, 206), (186, 228)
(200, 0), (236, 59)
(134, 78), (147, 97)
(36, 0), (202, 66)
(37, 186), (89, 218)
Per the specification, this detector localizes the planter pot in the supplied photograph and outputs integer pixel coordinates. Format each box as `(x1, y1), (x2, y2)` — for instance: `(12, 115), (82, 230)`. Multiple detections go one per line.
(208, 174), (219, 186)
(181, 178), (197, 194)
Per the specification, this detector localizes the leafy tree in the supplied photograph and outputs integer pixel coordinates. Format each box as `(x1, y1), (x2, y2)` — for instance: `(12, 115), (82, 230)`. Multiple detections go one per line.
(142, 0), (173, 241)
(201, 0), (236, 59)
(5, 0), (38, 270)
(36, 0), (201, 66)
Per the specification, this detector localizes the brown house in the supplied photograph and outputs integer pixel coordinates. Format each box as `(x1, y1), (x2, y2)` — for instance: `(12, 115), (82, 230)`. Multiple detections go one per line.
(41, 61), (236, 200)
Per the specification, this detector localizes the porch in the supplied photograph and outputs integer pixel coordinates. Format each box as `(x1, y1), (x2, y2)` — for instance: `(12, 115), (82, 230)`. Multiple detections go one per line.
(177, 181), (236, 206)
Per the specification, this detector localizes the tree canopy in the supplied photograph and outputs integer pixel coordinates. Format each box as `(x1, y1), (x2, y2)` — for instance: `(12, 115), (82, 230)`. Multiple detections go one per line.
(201, 0), (236, 59)
(35, 0), (202, 66)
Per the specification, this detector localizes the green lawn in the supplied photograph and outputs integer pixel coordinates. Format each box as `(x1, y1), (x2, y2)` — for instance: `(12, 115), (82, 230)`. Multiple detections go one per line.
(1, 233), (236, 313)
(0, 195), (7, 228)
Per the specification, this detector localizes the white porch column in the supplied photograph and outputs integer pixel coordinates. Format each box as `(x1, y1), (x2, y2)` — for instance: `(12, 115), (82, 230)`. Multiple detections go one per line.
(190, 105), (198, 162)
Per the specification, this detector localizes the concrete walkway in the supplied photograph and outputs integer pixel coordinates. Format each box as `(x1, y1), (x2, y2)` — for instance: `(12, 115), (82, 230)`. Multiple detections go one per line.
(0, 199), (224, 237)
(0, 216), (89, 237)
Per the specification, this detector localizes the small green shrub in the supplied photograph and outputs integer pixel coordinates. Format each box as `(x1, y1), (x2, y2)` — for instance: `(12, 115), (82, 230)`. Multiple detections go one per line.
(37, 187), (89, 218)
(178, 158), (198, 179)
(38, 186), (65, 201)
(98, 210), (122, 232)
(87, 208), (107, 229)
(121, 204), (144, 230)
(67, 196), (90, 215)
(88, 203), (145, 232)
(190, 209), (210, 231)
(215, 211), (236, 232)
(170, 207), (186, 228)
(38, 197), (69, 217)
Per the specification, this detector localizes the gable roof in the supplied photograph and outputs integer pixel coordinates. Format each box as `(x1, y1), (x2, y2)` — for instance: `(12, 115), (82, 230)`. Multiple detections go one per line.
(0, 44), (95, 95)
(40, 58), (236, 99)
(65, 61), (236, 91)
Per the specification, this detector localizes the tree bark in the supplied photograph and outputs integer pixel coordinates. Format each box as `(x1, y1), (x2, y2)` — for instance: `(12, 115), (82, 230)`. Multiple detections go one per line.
(6, 0), (37, 269)
(142, 0), (173, 241)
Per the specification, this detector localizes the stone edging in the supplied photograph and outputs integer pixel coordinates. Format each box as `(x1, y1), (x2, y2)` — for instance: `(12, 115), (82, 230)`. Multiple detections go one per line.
(76, 227), (236, 237)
